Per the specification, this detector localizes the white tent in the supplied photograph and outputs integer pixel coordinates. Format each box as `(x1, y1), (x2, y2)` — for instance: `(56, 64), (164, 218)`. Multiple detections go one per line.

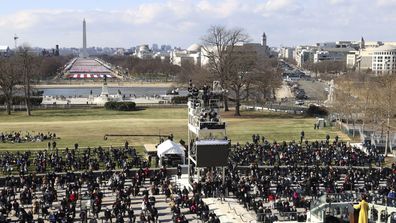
(157, 140), (185, 164)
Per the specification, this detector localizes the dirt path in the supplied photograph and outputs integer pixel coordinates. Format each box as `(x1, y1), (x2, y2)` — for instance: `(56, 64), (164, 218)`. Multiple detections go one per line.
(275, 83), (293, 99)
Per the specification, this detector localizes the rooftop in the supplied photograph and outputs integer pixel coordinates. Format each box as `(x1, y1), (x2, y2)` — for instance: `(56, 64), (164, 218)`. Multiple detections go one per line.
(372, 44), (396, 51)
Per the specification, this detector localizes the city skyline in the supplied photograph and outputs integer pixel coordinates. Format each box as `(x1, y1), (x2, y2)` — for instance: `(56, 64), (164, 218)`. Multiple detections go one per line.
(0, 0), (396, 49)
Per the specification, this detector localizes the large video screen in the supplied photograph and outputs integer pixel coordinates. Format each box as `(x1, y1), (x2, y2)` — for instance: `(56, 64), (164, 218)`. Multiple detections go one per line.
(195, 141), (230, 167)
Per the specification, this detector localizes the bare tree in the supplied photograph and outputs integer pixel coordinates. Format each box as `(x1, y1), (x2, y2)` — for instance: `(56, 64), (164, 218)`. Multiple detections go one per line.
(227, 54), (256, 116)
(304, 61), (346, 79)
(331, 71), (396, 149)
(331, 77), (353, 132)
(0, 57), (20, 115)
(223, 53), (281, 116)
(38, 56), (71, 80)
(250, 58), (282, 106)
(373, 74), (396, 154)
(360, 74), (374, 133)
(201, 25), (249, 111)
(176, 62), (212, 87)
(17, 45), (39, 116)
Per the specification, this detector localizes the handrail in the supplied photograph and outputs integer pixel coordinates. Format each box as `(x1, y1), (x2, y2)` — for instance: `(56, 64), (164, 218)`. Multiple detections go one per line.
(309, 199), (396, 223)
(310, 192), (396, 209)
(223, 199), (248, 223)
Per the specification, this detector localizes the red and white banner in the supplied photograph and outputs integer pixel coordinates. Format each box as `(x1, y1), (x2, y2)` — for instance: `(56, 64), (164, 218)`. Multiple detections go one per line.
(66, 74), (113, 79)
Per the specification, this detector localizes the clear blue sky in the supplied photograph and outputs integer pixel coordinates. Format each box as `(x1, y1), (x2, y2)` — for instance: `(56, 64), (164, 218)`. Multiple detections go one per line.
(0, 0), (395, 48)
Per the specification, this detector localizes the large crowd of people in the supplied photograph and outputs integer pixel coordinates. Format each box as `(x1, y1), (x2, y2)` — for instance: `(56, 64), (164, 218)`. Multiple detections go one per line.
(0, 141), (223, 222)
(0, 145), (144, 175)
(231, 134), (385, 167)
(0, 131), (394, 222)
(187, 135), (396, 222)
(0, 132), (57, 144)
(0, 165), (221, 222)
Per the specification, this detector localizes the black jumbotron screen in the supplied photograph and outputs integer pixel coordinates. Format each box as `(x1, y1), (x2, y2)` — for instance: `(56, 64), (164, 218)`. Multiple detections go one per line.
(195, 140), (230, 167)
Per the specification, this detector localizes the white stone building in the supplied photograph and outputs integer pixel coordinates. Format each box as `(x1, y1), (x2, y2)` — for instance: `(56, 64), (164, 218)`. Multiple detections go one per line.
(279, 47), (294, 60)
(371, 45), (396, 74)
(170, 43), (202, 66)
(347, 44), (396, 74)
(134, 45), (153, 59)
(170, 32), (270, 67)
(293, 45), (318, 67)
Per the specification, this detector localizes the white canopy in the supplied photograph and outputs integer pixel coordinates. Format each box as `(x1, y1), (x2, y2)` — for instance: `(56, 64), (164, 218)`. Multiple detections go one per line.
(157, 140), (185, 162)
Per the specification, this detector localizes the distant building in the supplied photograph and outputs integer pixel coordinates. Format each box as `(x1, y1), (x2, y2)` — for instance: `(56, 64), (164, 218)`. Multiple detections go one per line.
(370, 45), (396, 74)
(170, 43), (202, 66)
(364, 41), (383, 48)
(135, 45), (153, 59)
(279, 47), (294, 60)
(153, 51), (170, 62)
(200, 32), (270, 66)
(152, 44), (159, 52)
(171, 32), (269, 67)
(293, 45), (317, 67)
(55, 45), (60, 56)
(261, 32), (267, 48)
(313, 47), (354, 63)
(0, 46), (10, 56)
(114, 48), (126, 56)
(161, 45), (172, 52)
(347, 41), (396, 74)
(316, 42), (337, 48)
(293, 39), (367, 67)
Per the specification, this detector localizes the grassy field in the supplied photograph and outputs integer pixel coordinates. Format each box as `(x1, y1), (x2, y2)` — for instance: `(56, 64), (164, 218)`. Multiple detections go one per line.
(0, 107), (350, 151)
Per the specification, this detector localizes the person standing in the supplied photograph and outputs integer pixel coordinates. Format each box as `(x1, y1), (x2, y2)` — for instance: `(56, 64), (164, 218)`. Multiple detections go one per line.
(300, 130), (305, 144)
(354, 194), (369, 223)
(177, 165), (182, 179)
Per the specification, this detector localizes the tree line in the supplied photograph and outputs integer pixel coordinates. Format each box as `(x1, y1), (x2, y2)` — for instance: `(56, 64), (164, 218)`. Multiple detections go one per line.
(303, 60), (347, 79)
(331, 72), (396, 153)
(0, 46), (69, 115)
(177, 25), (282, 116)
(99, 55), (180, 82)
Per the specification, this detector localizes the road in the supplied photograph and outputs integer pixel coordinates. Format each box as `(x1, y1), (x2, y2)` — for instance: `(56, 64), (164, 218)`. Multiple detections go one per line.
(298, 79), (328, 102)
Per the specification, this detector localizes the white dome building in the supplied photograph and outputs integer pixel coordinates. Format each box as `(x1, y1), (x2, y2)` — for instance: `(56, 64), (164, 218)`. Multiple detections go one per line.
(187, 43), (202, 53)
(170, 43), (202, 67)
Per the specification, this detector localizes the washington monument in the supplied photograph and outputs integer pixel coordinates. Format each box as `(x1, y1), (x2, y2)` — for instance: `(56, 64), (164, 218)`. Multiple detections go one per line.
(80, 19), (88, 58)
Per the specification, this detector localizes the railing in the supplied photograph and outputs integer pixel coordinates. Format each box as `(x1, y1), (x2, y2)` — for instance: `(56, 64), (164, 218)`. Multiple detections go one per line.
(241, 105), (307, 114)
(311, 193), (396, 209)
(0, 167), (178, 187)
(225, 199), (249, 223)
(309, 193), (396, 223)
(255, 211), (308, 222)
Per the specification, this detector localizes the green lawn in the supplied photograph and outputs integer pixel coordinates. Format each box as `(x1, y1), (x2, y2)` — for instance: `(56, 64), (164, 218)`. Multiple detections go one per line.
(0, 108), (350, 151)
